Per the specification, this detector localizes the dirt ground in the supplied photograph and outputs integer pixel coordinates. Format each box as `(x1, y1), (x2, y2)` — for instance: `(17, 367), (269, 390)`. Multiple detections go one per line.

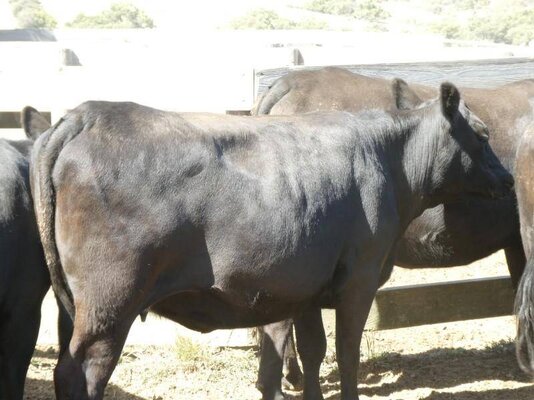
(25, 251), (534, 399)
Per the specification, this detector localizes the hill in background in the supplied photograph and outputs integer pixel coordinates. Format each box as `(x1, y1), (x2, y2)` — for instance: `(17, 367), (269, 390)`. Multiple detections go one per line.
(0, 0), (533, 46)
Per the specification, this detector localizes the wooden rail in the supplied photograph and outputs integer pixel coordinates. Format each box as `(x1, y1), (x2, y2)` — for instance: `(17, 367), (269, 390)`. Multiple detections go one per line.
(367, 276), (514, 330)
(0, 111), (51, 129)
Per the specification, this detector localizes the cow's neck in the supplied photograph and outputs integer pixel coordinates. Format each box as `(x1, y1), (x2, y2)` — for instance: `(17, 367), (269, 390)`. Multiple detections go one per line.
(382, 109), (444, 228)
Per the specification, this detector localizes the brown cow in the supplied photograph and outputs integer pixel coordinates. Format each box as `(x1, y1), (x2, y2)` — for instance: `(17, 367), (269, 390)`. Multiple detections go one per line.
(515, 124), (534, 377)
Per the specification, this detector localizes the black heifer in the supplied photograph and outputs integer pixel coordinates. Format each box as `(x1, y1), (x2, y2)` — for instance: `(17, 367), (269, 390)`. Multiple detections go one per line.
(254, 69), (532, 396)
(0, 107), (73, 400)
(515, 124), (534, 377)
(255, 67), (530, 281)
(29, 85), (512, 400)
(0, 108), (50, 400)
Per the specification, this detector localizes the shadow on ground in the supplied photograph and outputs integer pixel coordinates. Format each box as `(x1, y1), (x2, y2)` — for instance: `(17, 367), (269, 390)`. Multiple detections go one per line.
(289, 341), (534, 400)
(422, 386), (534, 400)
(26, 348), (147, 400)
(25, 378), (146, 400)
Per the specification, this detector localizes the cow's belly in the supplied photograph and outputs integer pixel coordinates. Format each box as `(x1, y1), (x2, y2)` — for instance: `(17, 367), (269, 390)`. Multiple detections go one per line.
(145, 209), (348, 321)
(149, 248), (344, 332)
(149, 288), (312, 333)
(395, 196), (519, 268)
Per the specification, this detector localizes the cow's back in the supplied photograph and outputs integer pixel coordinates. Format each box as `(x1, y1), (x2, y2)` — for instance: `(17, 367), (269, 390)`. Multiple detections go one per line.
(463, 80), (534, 171)
(0, 138), (47, 301)
(258, 68), (534, 169)
(257, 67), (434, 115)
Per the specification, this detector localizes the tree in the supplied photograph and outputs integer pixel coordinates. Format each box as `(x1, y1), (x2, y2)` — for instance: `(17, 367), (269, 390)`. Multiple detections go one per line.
(67, 2), (155, 29)
(306, 0), (355, 15)
(428, 0), (490, 14)
(468, 5), (534, 45)
(304, 0), (390, 26)
(230, 8), (328, 30)
(431, 19), (465, 40)
(431, 1), (534, 45)
(353, 0), (390, 26)
(9, 0), (57, 29)
(230, 9), (296, 29)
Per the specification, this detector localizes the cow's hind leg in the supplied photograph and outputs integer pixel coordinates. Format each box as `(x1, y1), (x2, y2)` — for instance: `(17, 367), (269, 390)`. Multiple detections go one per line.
(57, 296), (74, 358)
(257, 320), (293, 400)
(0, 303), (42, 400)
(256, 322), (303, 394)
(294, 307), (326, 400)
(505, 240), (526, 290)
(282, 325), (303, 390)
(54, 305), (135, 400)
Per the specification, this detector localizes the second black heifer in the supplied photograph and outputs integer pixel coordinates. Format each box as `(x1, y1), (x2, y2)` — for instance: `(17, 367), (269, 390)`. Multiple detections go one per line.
(0, 108), (50, 400)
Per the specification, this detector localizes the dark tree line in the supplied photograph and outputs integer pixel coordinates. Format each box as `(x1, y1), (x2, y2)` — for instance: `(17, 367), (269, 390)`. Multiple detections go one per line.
(8, 1), (155, 29)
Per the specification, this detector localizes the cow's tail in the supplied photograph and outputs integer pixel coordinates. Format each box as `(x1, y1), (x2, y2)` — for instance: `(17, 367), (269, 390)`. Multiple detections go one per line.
(515, 256), (534, 376)
(251, 78), (291, 115)
(31, 114), (83, 320)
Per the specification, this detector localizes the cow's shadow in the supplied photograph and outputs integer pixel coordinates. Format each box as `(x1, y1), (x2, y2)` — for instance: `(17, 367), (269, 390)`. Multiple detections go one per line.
(27, 347), (145, 400)
(25, 378), (146, 400)
(285, 341), (534, 399)
(422, 386), (534, 400)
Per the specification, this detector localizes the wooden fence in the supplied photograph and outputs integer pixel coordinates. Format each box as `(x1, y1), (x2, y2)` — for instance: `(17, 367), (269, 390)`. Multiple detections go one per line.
(254, 57), (534, 99)
(368, 276), (513, 330)
(0, 111), (51, 130)
(1, 57), (526, 336)
(253, 57), (533, 331)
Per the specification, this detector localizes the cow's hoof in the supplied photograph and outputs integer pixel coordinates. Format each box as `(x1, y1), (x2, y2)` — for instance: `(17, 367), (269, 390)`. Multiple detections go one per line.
(282, 374), (303, 391)
(261, 391), (286, 400)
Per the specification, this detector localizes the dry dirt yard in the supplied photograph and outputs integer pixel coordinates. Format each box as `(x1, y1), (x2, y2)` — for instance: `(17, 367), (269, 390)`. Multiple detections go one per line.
(25, 251), (534, 399)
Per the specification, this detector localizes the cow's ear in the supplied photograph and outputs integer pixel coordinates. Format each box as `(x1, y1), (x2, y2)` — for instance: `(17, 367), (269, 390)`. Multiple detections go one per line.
(440, 82), (460, 120)
(21, 106), (50, 140)
(392, 78), (423, 110)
